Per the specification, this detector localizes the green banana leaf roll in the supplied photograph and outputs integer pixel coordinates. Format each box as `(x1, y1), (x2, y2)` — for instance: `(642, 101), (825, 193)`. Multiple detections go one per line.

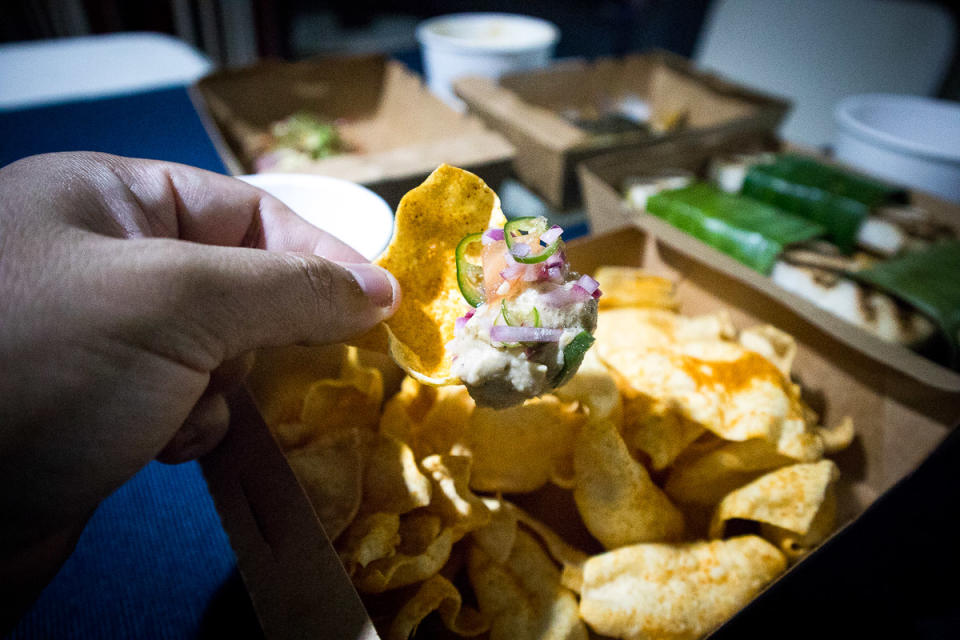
(740, 154), (908, 253)
(853, 240), (960, 368)
(645, 182), (825, 274)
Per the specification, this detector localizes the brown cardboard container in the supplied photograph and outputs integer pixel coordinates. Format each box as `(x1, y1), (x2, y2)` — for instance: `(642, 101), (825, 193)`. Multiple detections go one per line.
(578, 129), (960, 393)
(453, 49), (789, 210)
(190, 54), (515, 208)
(201, 226), (960, 639)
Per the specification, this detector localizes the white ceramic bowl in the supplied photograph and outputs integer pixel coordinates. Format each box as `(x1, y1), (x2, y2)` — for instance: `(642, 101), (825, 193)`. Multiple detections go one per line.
(833, 94), (960, 204)
(417, 12), (559, 109)
(238, 173), (394, 260)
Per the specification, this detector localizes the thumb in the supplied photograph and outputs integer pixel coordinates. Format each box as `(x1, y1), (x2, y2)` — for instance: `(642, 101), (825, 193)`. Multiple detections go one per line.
(118, 239), (400, 365)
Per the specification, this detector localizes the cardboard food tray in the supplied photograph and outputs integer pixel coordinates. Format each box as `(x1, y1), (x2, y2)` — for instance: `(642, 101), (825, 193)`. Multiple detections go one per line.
(578, 129), (960, 394)
(190, 54), (515, 208)
(201, 226), (960, 639)
(453, 49), (789, 210)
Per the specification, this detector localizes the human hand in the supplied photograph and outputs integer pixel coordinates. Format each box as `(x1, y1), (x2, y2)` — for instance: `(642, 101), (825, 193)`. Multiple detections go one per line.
(0, 152), (399, 625)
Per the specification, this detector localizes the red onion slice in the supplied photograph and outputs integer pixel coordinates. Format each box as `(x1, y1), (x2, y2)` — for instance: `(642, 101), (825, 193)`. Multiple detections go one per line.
(540, 225), (563, 245)
(540, 284), (592, 307)
(500, 262), (526, 281)
(482, 228), (505, 245)
(510, 242), (532, 258)
(576, 274), (600, 294)
(490, 325), (563, 343)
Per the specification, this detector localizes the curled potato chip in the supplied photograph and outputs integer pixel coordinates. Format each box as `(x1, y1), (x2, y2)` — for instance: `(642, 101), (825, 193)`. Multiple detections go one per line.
(817, 416), (856, 454)
(299, 347), (383, 434)
(361, 432), (432, 515)
(593, 266), (679, 311)
(421, 454), (492, 537)
(554, 348), (623, 424)
(665, 438), (796, 508)
(285, 427), (366, 540)
(388, 574), (488, 640)
(621, 393), (705, 471)
(603, 341), (824, 462)
(737, 324), (798, 378)
(760, 482), (838, 559)
(708, 460), (840, 540)
(407, 385), (586, 493)
(471, 497), (520, 565)
(579, 536), (786, 640)
(364, 164), (506, 385)
(574, 417), (685, 549)
(339, 512), (401, 572)
(250, 345), (383, 450)
(379, 376), (438, 443)
(468, 529), (588, 640)
(246, 344), (343, 441)
(353, 513), (455, 593)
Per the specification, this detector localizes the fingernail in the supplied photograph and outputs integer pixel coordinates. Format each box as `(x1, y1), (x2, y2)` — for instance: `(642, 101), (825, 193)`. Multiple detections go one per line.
(341, 263), (399, 310)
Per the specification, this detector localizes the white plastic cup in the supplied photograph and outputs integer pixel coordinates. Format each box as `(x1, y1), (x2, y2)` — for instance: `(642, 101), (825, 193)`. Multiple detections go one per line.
(416, 13), (560, 110)
(833, 94), (960, 204)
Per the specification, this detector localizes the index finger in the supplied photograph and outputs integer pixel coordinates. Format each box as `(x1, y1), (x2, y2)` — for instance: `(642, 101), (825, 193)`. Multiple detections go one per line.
(111, 155), (369, 262)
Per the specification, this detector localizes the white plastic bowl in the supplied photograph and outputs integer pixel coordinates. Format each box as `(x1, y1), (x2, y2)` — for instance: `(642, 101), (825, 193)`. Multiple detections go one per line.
(834, 94), (960, 204)
(238, 173), (394, 260)
(417, 13), (559, 109)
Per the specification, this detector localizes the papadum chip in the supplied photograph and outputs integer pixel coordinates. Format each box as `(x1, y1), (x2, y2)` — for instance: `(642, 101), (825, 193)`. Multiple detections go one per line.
(578, 536), (786, 640)
(388, 574), (488, 640)
(664, 438), (796, 508)
(708, 460), (840, 541)
(403, 384), (586, 493)
(593, 266), (679, 311)
(468, 529), (588, 640)
(573, 417), (685, 549)
(285, 427), (366, 540)
(361, 432), (432, 515)
(368, 164), (506, 386)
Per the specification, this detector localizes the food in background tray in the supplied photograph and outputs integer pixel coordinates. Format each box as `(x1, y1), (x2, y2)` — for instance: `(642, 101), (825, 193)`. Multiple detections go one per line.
(708, 152), (956, 256)
(561, 94), (688, 136)
(248, 266), (855, 640)
(253, 110), (349, 171)
(621, 173), (941, 350)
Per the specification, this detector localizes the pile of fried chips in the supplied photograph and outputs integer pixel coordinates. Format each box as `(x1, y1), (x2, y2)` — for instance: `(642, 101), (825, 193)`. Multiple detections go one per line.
(248, 263), (855, 640)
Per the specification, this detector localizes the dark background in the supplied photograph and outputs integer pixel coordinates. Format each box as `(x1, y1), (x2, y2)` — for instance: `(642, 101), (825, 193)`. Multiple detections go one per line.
(3, 0), (960, 100)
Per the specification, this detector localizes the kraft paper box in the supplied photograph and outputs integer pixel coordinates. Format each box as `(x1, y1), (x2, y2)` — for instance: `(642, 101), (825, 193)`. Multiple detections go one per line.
(190, 54), (514, 208)
(577, 129), (960, 393)
(453, 49), (789, 210)
(201, 225), (960, 640)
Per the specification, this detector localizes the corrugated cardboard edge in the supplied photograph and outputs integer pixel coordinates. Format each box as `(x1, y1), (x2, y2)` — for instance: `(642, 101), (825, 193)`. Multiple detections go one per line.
(200, 388), (380, 640)
(455, 49), (790, 209)
(577, 132), (960, 393)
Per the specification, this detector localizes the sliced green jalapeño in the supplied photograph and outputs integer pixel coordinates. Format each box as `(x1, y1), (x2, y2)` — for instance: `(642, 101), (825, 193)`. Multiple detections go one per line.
(500, 299), (541, 328)
(552, 331), (596, 387)
(455, 232), (485, 307)
(504, 216), (562, 264)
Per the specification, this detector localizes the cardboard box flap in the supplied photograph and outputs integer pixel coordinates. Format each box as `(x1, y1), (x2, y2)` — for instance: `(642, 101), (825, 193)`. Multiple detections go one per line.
(454, 49), (789, 209)
(202, 388), (380, 640)
(192, 54), (515, 207)
(454, 74), (587, 150)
